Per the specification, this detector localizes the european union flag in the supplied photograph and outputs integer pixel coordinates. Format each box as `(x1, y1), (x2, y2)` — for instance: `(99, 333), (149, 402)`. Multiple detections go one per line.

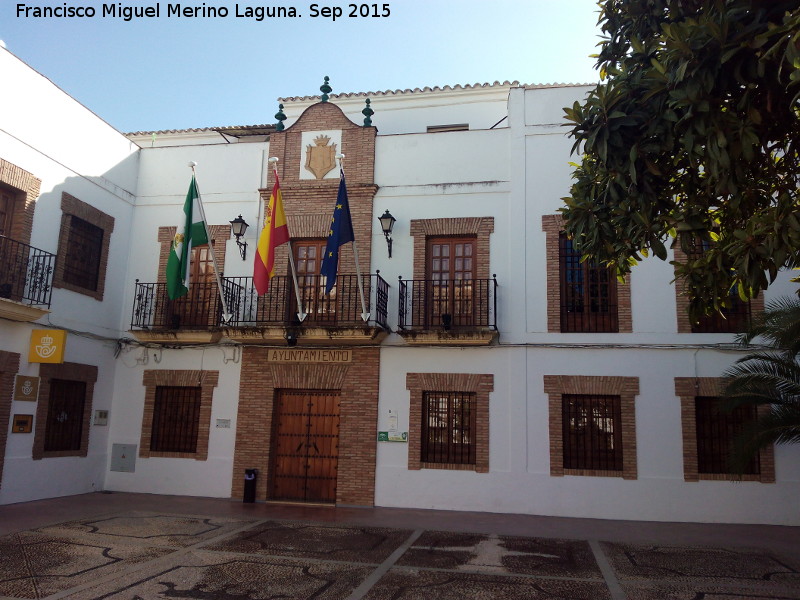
(320, 170), (354, 294)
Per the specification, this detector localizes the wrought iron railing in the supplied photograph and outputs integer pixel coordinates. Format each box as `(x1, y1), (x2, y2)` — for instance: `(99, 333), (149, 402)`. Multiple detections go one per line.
(131, 281), (227, 330)
(0, 235), (55, 308)
(398, 276), (497, 330)
(131, 273), (390, 330)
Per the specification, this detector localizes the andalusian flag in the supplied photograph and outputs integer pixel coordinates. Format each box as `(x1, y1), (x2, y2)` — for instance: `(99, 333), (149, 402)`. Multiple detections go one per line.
(320, 169), (355, 294)
(166, 176), (209, 300)
(254, 171), (290, 295)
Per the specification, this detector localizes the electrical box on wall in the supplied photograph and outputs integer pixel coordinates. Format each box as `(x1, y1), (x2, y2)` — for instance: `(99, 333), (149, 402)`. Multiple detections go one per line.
(110, 444), (136, 472)
(94, 410), (109, 426)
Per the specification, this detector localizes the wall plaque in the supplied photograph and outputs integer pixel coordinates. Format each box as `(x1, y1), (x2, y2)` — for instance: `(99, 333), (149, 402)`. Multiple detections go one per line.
(267, 349), (352, 364)
(13, 375), (40, 402)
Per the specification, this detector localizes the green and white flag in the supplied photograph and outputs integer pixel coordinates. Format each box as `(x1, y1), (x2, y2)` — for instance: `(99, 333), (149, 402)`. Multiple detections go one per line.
(166, 176), (209, 300)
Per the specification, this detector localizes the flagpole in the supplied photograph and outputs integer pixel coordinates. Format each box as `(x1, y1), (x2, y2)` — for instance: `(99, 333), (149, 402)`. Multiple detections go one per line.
(337, 154), (370, 322)
(268, 158), (306, 322)
(189, 162), (232, 323)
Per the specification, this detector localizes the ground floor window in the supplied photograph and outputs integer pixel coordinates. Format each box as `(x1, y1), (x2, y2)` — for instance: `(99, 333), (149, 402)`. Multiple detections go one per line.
(140, 370), (218, 460)
(562, 394), (622, 472)
(421, 391), (476, 465)
(544, 375), (638, 479)
(675, 378), (774, 482)
(44, 379), (86, 452)
(150, 386), (202, 453)
(407, 372), (492, 473)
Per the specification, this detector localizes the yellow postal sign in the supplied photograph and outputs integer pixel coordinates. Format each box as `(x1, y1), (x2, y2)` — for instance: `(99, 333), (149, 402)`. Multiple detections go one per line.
(28, 329), (66, 363)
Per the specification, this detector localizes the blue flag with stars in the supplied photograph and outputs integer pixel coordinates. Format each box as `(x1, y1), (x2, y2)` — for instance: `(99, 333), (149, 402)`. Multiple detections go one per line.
(320, 170), (355, 294)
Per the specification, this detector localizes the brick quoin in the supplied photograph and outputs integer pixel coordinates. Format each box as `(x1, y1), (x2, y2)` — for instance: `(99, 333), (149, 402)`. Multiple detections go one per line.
(0, 351), (21, 488)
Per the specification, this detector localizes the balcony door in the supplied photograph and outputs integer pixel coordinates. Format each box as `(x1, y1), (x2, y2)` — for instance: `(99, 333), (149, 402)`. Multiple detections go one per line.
(0, 187), (16, 237)
(173, 244), (216, 328)
(293, 240), (336, 323)
(427, 237), (475, 328)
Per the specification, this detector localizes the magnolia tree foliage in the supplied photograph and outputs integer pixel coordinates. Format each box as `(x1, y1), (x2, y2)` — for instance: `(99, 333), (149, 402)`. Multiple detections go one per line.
(562, 0), (800, 318)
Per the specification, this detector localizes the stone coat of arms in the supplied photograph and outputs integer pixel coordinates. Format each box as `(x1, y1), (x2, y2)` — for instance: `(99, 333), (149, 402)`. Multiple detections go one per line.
(304, 135), (337, 179)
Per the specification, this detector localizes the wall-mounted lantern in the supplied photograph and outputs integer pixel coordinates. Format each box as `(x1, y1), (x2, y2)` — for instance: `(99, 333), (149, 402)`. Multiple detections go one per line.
(229, 215), (249, 260)
(378, 210), (396, 258)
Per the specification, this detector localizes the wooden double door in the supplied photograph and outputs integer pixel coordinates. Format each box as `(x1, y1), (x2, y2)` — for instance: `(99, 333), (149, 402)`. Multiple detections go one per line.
(270, 390), (340, 503)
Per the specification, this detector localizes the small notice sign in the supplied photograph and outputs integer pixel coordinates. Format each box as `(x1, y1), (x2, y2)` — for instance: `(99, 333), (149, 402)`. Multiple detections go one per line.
(13, 375), (40, 402)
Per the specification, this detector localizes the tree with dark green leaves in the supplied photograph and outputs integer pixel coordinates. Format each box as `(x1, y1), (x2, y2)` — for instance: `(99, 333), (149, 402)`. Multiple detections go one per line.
(561, 0), (800, 320)
(722, 296), (800, 473)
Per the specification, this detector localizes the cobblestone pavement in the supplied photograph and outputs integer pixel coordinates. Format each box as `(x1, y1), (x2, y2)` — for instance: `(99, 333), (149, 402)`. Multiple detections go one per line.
(0, 496), (798, 599)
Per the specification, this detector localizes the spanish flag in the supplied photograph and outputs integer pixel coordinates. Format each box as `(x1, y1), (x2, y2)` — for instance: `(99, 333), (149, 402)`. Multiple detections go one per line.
(254, 172), (290, 295)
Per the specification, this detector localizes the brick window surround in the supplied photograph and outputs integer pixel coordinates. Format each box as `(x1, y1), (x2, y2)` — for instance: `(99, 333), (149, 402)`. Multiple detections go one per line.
(33, 362), (97, 460)
(407, 372), (493, 473)
(54, 193), (114, 301)
(674, 377), (775, 482)
(139, 370), (218, 460)
(673, 245), (764, 333)
(0, 158), (40, 245)
(0, 350), (21, 485)
(541, 215), (632, 333)
(544, 375), (639, 479)
(409, 218), (494, 281)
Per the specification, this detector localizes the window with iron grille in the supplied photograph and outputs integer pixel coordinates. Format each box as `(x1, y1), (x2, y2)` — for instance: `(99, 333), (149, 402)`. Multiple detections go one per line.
(685, 240), (751, 333)
(63, 216), (103, 291)
(695, 396), (759, 475)
(421, 391), (476, 465)
(562, 394), (623, 471)
(559, 233), (618, 332)
(44, 379), (86, 452)
(151, 386), (202, 453)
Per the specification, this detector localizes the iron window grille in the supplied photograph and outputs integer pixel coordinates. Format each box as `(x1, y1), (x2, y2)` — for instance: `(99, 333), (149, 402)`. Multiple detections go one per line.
(151, 386), (202, 453)
(63, 216), (103, 291)
(562, 394), (623, 471)
(421, 391), (476, 465)
(44, 379), (86, 452)
(559, 234), (618, 332)
(695, 396), (759, 475)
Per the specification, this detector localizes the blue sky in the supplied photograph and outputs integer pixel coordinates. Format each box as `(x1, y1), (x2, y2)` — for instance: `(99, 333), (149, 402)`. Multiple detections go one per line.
(2, 0), (603, 132)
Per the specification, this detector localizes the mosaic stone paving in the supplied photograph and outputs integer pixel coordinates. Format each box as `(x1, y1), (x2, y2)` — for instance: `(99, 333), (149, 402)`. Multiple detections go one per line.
(0, 511), (799, 599)
(604, 542), (800, 599)
(397, 530), (601, 578)
(76, 551), (374, 600)
(361, 568), (613, 600)
(205, 520), (412, 563)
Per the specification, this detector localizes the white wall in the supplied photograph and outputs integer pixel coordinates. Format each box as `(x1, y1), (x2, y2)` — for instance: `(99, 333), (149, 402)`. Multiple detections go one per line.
(0, 48), (139, 505)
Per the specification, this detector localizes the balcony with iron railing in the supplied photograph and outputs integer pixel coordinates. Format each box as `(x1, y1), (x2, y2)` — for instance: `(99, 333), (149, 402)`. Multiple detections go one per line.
(397, 276), (498, 345)
(0, 234), (56, 322)
(130, 273), (390, 345)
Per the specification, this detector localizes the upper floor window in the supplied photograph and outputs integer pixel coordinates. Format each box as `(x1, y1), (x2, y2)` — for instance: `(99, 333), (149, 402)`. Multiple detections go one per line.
(541, 215), (631, 334)
(559, 233), (618, 332)
(63, 216), (103, 291)
(54, 193), (115, 301)
(685, 240), (751, 333)
(0, 186), (17, 237)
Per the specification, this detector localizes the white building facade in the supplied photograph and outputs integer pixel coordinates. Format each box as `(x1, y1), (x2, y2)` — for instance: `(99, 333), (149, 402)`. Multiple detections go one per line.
(1, 48), (798, 524)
